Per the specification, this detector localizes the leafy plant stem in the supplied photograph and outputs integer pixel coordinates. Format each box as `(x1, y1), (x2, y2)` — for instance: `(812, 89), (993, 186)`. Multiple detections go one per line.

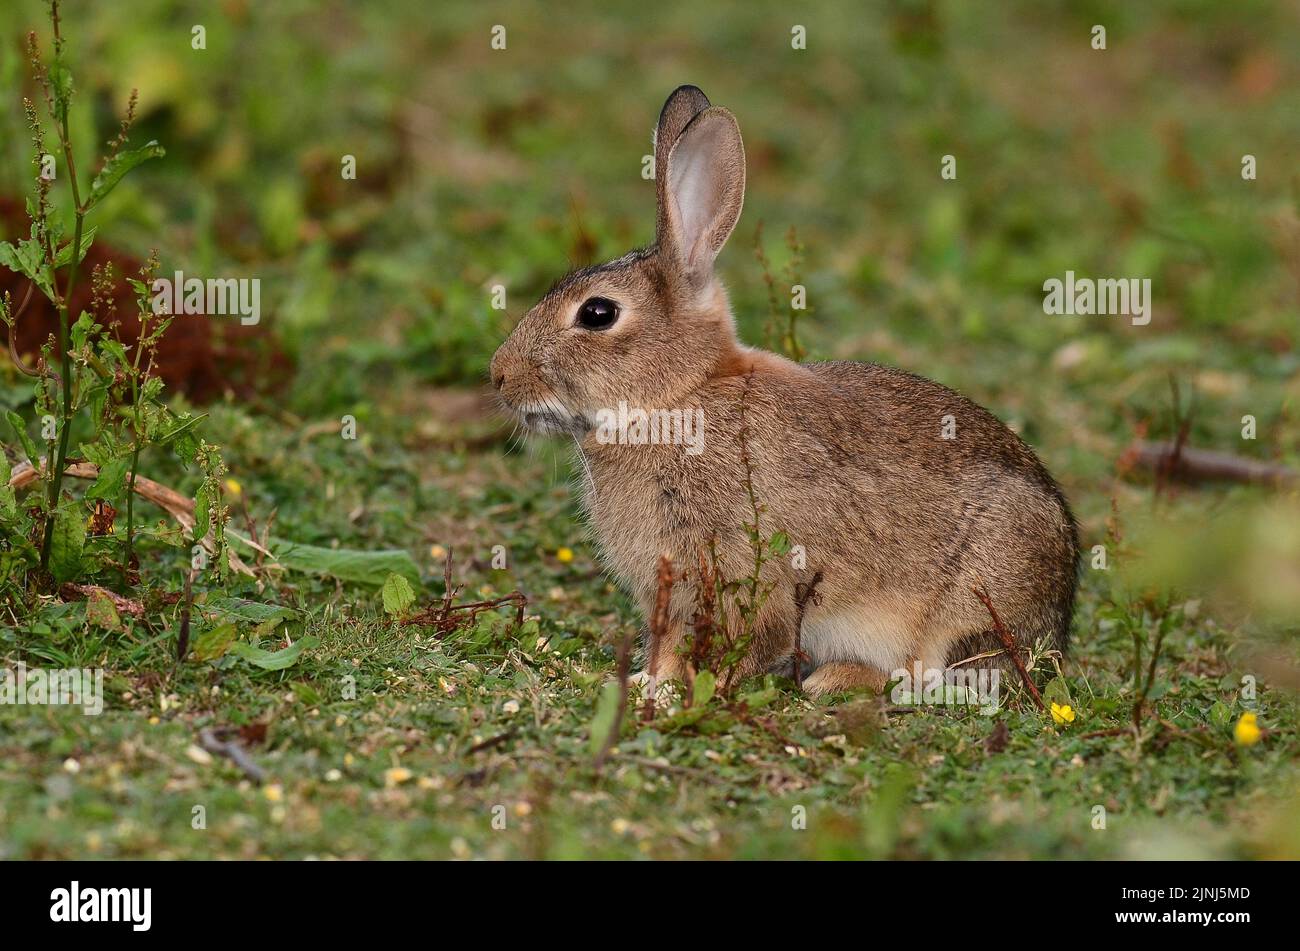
(39, 111), (86, 572)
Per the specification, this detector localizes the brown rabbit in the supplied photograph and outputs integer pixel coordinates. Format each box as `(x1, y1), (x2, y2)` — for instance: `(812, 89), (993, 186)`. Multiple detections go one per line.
(490, 85), (1078, 697)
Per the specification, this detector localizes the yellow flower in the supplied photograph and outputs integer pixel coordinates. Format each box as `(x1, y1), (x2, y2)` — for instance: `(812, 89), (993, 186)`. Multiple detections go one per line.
(384, 767), (413, 787)
(430, 544), (447, 561)
(556, 547), (574, 563)
(263, 783), (284, 802)
(1234, 712), (1262, 746)
(224, 478), (242, 498)
(1050, 702), (1075, 725)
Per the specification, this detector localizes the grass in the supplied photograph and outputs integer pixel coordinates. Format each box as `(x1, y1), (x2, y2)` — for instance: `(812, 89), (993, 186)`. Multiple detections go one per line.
(1, 0), (1298, 860)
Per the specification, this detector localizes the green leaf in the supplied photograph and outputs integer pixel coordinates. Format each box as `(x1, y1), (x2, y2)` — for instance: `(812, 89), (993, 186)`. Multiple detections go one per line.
(228, 635), (320, 671)
(1042, 677), (1073, 707)
(154, 412), (208, 447)
(49, 503), (86, 583)
(193, 483), (211, 540)
(269, 541), (419, 586)
(652, 704), (710, 735)
(200, 596), (298, 627)
(70, 310), (97, 350)
(85, 590), (122, 632)
(79, 430), (123, 468)
(48, 54), (73, 119)
(100, 337), (130, 368)
(86, 142), (165, 212)
(588, 679), (623, 757)
(381, 571), (416, 616)
(6, 411), (39, 467)
(0, 238), (53, 300)
(52, 227), (97, 268)
(86, 457), (129, 501)
(691, 669), (716, 707)
(0, 453), (15, 520)
(1208, 700), (1233, 730)
(735, 686), (780, 712)
(191, 622), (238, 662)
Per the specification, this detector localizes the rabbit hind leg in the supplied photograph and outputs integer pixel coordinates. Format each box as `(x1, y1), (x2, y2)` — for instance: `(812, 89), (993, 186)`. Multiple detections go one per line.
(802, 661), (891, 699)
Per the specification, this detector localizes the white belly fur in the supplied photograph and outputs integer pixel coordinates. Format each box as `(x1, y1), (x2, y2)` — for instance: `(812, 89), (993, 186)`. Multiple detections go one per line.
(802, 606), (916, 672)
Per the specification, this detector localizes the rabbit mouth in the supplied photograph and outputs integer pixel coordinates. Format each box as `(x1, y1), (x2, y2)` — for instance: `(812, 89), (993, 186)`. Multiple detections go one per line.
(520, 405), (592, 436)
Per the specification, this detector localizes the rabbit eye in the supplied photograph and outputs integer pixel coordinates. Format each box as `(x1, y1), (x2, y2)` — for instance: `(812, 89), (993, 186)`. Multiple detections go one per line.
(576, 297), (620, 330)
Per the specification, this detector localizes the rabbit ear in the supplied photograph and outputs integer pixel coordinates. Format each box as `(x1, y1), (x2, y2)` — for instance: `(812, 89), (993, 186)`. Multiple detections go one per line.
(660, 106), (746, 281)
(654, 85), (712, 243)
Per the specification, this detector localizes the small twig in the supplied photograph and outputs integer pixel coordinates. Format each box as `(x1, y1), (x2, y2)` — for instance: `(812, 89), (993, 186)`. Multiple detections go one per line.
(1123, 440), (1298, 488)
(971, 586), (1046, 712)
(1156, 717), (1218, 749)
(198, 727), (267, 784)
(401, 592), (527, 635)
(57, 582), (144, 617)
(465, 729), (517, 755)
(1080, 727), (1131, 740)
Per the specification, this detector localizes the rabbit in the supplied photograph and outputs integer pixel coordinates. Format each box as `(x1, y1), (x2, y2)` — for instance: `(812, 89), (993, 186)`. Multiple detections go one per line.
(490, 85), (1079, 698)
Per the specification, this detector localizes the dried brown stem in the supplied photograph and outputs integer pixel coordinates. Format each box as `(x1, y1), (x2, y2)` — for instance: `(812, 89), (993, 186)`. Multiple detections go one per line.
(643, 554), (675, 719)
(198, 727), (267, 785)
(4, 281), (45, 378)
(791, 569), (824, 690)
(57, 582), (144, 616)
(401, 592), (527, 635)
(465, 729), (517, 755)
(971, 586), (1046, 712)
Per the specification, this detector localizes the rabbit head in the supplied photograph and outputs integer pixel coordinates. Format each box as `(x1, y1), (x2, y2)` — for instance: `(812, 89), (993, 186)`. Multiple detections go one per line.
(490, 85), (748, 433)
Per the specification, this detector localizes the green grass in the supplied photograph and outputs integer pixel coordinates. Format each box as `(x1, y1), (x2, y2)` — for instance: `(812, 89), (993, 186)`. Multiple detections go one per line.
(1, 0), (1298, 859)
